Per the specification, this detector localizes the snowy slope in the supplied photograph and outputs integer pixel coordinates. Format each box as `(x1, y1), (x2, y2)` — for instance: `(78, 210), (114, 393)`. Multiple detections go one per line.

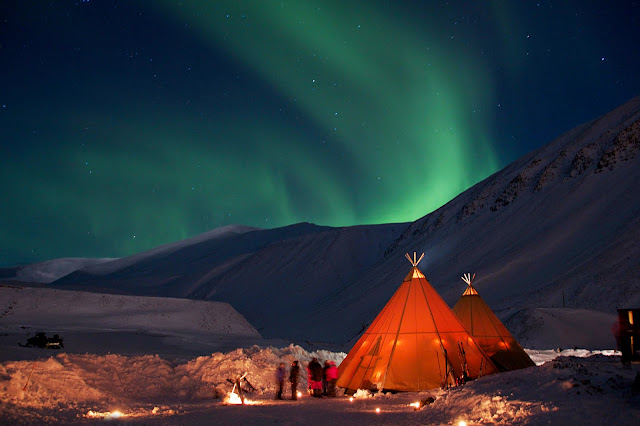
(501, 307), (617, 350)
(0, 285), (259, 336)
(0, 285), (264, 362)
(75, 224), (260, 276)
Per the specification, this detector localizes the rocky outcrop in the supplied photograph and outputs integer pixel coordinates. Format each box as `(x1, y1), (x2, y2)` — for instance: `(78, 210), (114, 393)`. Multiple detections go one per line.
(596, 119), (640, 172)
(569, 143), (600, 177)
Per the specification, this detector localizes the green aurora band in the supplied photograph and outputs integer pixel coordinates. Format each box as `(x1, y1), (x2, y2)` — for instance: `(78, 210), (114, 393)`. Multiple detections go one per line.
(156, 1), (500, 222)
(2, 1), (505, 264)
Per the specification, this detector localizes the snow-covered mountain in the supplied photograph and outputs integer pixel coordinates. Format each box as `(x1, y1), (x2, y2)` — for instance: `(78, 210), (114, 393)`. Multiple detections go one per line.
(0, 225), (260, 284)
(0, 257), (117, 284)
(21, 97), (640, 347)
(49, 222), (408, 341)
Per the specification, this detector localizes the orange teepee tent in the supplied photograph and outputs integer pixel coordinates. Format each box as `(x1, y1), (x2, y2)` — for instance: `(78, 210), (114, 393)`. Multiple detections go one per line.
(337, 254), (498, 393)
(452, 273), (535, 371)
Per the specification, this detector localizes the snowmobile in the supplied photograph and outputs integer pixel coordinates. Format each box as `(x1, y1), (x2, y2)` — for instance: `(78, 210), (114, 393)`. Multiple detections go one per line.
(19, 332), (64, 349)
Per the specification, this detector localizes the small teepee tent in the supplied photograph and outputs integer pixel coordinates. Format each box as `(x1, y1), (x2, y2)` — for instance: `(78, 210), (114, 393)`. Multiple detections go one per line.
(452, 273), (535, 371)
(337, 254), (498, 393)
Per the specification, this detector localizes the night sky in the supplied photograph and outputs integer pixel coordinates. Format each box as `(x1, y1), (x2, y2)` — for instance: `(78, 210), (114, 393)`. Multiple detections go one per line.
(2, 1), (639, 267)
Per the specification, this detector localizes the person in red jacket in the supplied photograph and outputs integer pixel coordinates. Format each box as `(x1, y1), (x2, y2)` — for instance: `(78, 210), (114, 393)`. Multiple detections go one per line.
(326, 361), (338, 397)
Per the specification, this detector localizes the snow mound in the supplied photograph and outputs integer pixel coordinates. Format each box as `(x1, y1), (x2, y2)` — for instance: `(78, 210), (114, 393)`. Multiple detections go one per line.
(424, 354), (638, 425)
(0, 344), (346, 423)
(1, 346), (637, 425)
(526, 348), (619, 365)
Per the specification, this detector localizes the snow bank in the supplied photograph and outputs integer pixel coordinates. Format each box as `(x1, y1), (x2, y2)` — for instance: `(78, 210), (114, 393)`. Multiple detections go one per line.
(0, 344), (345, 423)
(0, 285), (260, 337)
(422, 353), (640, 425)
(1, 345), (638, 425)
(527, 348), (619, 365)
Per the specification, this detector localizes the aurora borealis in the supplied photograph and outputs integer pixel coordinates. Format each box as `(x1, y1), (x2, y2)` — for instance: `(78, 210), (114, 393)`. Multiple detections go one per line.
(1, 1), (639, 266)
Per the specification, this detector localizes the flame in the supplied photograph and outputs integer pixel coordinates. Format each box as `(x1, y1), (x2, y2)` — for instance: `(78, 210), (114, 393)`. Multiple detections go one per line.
(227, 392), (243, 405)
(224, 392), (255, 405)
(375, 407), (381, 413)
(297, 391), (302, 398)
(349, 397), (354, 402)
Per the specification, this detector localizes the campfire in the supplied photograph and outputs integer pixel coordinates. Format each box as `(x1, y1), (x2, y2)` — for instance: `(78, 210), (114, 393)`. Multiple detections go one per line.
(223, 372), (257, 405)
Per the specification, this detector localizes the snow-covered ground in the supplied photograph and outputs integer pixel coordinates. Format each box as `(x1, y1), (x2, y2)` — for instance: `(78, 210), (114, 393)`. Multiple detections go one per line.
(1, 285), (639, 425)
(1, 345), (638, 425)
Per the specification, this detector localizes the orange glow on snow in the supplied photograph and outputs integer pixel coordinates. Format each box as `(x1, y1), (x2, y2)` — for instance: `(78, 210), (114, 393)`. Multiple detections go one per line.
(86, 410), (126, 419)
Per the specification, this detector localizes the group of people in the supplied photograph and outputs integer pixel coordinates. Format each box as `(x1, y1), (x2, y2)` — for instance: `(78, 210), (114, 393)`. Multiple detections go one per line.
(275, 358), (338, 400)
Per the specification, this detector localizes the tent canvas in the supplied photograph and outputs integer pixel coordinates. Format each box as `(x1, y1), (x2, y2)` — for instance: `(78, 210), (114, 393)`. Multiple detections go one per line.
(452, 273), (535, 371)
(337, 254), (498, 393)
